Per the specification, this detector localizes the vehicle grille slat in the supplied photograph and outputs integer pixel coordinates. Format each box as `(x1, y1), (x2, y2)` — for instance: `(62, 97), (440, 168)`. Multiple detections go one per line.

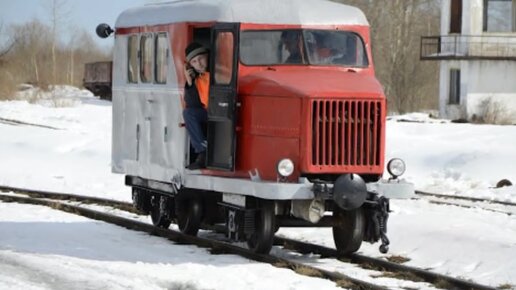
(311, 99), (382, 169)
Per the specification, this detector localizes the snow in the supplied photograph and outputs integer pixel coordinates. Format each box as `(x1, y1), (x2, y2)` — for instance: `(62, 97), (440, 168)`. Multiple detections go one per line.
(0, 203), (339, 290)
(387, 112), (516, 203)
(0, 86), (127, 201)
(1, 86), (515, 288)
(278, 199), (516, 287)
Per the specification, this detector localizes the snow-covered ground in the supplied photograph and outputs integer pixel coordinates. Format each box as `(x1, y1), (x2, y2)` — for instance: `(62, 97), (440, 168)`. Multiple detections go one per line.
(0, 87), (515, 289)
(0, 202), (340, 290)
(387, 113), (516, 203)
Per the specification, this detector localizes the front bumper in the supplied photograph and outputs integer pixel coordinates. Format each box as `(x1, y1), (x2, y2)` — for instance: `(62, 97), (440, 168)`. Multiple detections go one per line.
(183, 173), (414, 201)
(366, 178), (415, 199)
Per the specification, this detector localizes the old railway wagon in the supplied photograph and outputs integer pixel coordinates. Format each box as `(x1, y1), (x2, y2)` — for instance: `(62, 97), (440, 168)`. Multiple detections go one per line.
(98, 0), (414, 254)
(83, 61), (113, 100)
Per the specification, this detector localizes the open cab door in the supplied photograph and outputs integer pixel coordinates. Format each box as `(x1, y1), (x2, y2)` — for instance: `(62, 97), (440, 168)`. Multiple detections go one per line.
(206, 23), (240, 170)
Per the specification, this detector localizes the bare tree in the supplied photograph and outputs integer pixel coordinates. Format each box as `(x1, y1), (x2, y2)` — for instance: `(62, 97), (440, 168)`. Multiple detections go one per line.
(1, 15), (110, 100)
(0, 22), (16, 99)
(66, 28), (109, 86)
(8, 20), (53, 85)
(335, 0), (440, 114)
(66, 25), (80, 85)
(45, 0), (71, 85)
(0, 22), (14, 62)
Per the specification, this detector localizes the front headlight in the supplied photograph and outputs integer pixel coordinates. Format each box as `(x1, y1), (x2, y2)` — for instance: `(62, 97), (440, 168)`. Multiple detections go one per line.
(387, 158), (406, 178)
(277, 159), (294, 177)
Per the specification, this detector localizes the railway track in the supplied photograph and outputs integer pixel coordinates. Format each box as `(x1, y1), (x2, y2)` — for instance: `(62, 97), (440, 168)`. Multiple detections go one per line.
(0, 117), (61, 130)
(0, 185), (499, 290)
(415, 190), (516, 216)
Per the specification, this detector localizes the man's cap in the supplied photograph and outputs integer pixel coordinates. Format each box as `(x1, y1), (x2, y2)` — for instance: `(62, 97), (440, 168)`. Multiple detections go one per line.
(185, 42), (208, 62)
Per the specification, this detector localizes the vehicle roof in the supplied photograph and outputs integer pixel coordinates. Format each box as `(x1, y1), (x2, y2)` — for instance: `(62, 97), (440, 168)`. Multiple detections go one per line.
(115, 0), (369, 28)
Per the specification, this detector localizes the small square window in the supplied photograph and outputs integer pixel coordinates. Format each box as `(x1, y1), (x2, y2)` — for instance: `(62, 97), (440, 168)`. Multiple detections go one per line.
(483, 0), (515, 32)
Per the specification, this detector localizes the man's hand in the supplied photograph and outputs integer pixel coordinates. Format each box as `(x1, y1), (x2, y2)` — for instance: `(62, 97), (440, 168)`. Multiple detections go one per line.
(183, 62), (195, 86)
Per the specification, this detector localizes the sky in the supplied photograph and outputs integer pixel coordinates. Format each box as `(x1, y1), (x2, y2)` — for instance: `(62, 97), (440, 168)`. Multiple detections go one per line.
(0, 0), (151, 48)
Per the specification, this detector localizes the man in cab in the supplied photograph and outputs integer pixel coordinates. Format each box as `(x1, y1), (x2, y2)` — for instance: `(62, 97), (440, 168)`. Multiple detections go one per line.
(183, 42), (210, 170)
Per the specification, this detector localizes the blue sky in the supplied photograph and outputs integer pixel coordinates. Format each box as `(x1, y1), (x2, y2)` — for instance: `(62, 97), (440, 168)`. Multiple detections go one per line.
(1, 0), (150, 48)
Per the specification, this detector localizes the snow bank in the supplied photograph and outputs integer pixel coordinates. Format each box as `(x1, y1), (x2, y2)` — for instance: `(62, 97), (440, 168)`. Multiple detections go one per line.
(387, 113), (516, 201)
(15, 85), (95, 108)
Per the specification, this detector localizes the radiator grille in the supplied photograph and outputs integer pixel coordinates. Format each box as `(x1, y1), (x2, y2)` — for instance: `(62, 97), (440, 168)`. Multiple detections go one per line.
(311, 100), (382, 168)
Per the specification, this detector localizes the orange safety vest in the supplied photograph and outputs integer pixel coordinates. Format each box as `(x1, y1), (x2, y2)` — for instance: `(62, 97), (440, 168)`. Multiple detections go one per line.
(195, 72), (210, 107)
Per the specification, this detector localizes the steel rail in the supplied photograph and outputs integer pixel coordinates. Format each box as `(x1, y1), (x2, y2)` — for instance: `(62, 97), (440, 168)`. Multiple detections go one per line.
(274, 237), (497, 290)
(0, 192), (387, 290)
(0, 185), (137, 213)
(416, 190), (516, 207)
(0, 117), (61, 130)
(425, 199), (513, 216)
(0, 185), (500, 289)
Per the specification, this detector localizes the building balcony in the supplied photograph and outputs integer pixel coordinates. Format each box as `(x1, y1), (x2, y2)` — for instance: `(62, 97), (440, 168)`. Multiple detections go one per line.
(421, 35), (516, 61)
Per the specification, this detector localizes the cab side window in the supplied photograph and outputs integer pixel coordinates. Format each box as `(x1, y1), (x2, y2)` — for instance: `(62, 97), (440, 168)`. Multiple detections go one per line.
(128, 35), (139, 83)
(140, 34), (153, 83)
(127, 33), (168, 84)
(155, 33), (168, 84)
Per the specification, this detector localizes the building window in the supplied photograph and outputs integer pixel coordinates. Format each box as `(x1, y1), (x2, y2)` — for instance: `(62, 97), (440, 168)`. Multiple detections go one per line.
(483, 0), (515, 32)
(155, 33), (168, 84)
(449, 69), (461, 105)
(140, 34), (153, 83)
(450, 0), (463, 33)
(128, 35), (138, 83)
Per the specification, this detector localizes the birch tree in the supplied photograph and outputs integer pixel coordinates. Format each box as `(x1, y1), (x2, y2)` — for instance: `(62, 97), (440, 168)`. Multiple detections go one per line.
(45, 0), (71, 85)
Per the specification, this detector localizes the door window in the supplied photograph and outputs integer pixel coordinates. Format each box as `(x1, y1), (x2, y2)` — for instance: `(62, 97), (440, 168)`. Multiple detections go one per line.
(450, 0), (462, 33)
(449, 69), (461, 105)
(214, 32), (234, 85)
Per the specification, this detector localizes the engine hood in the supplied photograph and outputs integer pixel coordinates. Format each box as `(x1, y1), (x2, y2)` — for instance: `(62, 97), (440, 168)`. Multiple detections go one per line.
(238, 68), (384, 99)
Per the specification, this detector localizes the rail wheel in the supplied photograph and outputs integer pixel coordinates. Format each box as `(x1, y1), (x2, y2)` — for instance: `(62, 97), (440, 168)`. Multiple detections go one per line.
(132, 187), (151, 214)
(332, 206), (365, 255)
(247, 200), (275, 254)
(150, 195), (172, 228)
(176, 193), (202, 236)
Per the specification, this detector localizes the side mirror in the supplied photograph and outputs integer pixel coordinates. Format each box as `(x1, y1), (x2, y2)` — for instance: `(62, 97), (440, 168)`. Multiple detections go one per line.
(96, 23), (114, 39)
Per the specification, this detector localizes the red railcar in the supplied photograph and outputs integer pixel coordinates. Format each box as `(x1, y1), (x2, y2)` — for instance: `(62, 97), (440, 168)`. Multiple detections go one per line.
(99, 0), (414, 254)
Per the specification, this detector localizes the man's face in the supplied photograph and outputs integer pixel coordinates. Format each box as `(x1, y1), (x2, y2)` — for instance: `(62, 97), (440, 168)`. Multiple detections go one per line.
(189, 53), (208, 74)
(284, 39), (298, 53)
(282, 33), (300, 54)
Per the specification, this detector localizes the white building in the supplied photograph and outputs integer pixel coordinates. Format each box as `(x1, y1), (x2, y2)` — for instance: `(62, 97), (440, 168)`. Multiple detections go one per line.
(421, 0), (516, 123)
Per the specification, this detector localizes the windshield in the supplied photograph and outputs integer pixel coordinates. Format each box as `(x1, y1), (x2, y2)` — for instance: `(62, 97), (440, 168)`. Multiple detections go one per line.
(240, 30), (369, 67)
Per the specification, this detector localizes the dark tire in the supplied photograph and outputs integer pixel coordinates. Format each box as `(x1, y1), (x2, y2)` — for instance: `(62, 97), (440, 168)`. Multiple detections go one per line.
(333, 206), (365, 255)
(176, 194), (202, 236)
(132, 188), (151, 214)
(150, 195), (172, 228)
(247, 200), (275, 254)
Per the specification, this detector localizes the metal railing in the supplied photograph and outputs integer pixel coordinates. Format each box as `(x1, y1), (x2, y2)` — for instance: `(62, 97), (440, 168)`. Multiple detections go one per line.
(421, 35), (516, 60)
